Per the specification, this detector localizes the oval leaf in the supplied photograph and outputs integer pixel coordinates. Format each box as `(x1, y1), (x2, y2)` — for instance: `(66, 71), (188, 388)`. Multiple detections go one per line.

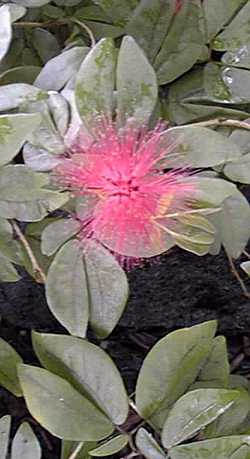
(162, 388), (239, 449)
(0, 337), (23, 396)
(135, 321), (217, 428)
(0, 113), (41, 167)
(18, 364), (114, 441)
(117, 35), (158, 126)
(41, 219), (81, 256)
(75, 38), (116, 127)
(0, 6), (11, 63)
(170, 435), (250, 459)
(11, 423), (41, 459)
(45, 240), (89, 338)
(135, 428), (166, 459)
(32, 332), (129, 425)
(0, 415), (11, 459)
(90, 435), (129, 456)
(85, 241), (129, 339)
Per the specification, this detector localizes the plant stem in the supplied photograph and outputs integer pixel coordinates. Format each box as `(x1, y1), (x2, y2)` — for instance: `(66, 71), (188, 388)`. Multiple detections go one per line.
(14, 17), (96, 47)
(11, 221), (46, 284)
(188, 118), (250, 130)
(227, 254), (250, 298)
(70, 18), (96, 47)
(68, 442), (84, 459)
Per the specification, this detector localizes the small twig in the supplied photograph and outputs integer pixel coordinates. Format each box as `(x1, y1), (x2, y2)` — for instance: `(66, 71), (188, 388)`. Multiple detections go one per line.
(243, 250), (250, 260)
(68, 442), (84, 459)
(70, 18), (96, 47)
(227, 254), (250, 298)
(230, 352), (245, 372)
(188, 118), (250, 131)
(14, 20), (67, 28)
(11, 220), (46, 284)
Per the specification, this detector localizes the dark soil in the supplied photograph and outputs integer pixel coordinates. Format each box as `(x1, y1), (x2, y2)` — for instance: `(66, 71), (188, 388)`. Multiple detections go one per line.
(0, 246), (250, 458)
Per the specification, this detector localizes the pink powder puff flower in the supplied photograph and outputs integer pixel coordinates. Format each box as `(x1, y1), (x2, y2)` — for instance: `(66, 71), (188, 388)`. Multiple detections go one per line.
(54, 118), (196, 260)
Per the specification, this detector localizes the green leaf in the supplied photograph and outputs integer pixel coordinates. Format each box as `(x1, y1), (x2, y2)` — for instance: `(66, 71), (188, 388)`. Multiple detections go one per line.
(92, 0), (138, 26)
(135, 321), (217, 428)
(61, 441), (96, 459)
(167, 67), (250, 125)
(41, 219), (81, 256)
(212, 2), (250, 51)
(85, 241), (129, 339)
(241, 261), (250, 276)
(170, 436), (250, 459)
(224, 154), (250, 184)
(135, 428), (166, 459)
(0, 66), (41, 85)
(0, 415), (10, 459)
(194, 336), (230, 388)
(0, 83), (48, 112)
(45, 240), (89, 338)
(0, 337), (23, 396)
(7, 4), (26, 22)
(117, 35), (157, 126)
(155, 0), (205, 84)
(32, 28), (60, 64)
(75, 38), (116, 127)
(210, 190), (250, 259)
(35, 47), (89, 91)
(0, 165), (68, 221)
(90, 435), (129, 456)
(222, 43), (250, 70)
(0, 113), (41, 166)
(32, 332), (129, 425)
(205, 388), (250, 438)
(162, 388), (239, 449)
(23, 144), (61, 172)
(0, 253), (20, 282)
(11, 422), (41, 459)
(18, 364), (114, 441)
(167, 126), (241, 167)
(13, 0), (50, 6)
(203, 0), (246, 42)
(125, 0), (175, 62)
(0, 6), (11, 63)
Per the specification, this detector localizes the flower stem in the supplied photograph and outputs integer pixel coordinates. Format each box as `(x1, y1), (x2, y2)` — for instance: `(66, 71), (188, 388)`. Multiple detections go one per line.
(68, 442), (84, 459)
(11, 220), (46, 284)
(188, 118), (250, 130)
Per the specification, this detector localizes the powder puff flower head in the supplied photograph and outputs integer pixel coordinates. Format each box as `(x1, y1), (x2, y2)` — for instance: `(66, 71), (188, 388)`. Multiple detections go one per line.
(55, 119), (195, 260)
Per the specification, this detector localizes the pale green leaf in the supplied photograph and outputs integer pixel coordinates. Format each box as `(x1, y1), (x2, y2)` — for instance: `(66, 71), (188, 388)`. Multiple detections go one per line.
(0, 337), (23, 396)
(0, 113), (41, 166)
(18, 364), (114, 441)
(85, 241), (129, 339)
(117, 35), (157, 125)
(125, 0), (175, 62)
(155, 0), (205, 84)
(41, 219), (81, 256)
(89, 435), (129, 456)
(0, 415), (10, 459)
(212, 2), (250, 51)
(135, 321), (217, 428)
(203, 0), (246, 42)
(75, 38), (116, 126)
(136, 428), (166, 459)
(45, 240), (89, 338)
(35, 47), (89, 91)
(11, 423), (41, 459)
(0, 6), (11, 63)
(170, 435), (250, 459)
(162, 388), (239, 448)
(32, 332), (129, 425)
